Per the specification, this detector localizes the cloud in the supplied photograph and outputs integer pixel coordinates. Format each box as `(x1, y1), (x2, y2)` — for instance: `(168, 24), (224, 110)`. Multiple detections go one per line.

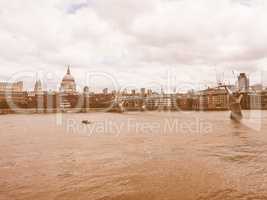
(66, 1), (90, 14)
(0, 0), (267, 91)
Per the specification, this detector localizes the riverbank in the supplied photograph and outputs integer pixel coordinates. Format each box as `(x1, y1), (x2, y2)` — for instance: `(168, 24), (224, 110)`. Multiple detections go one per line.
(0, 108), (109, 115)
(1, 107), (267, 116)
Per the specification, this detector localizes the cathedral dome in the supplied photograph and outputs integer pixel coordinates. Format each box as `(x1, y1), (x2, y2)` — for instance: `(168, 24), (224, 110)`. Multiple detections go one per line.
(62, 74), (75, 82)
(60, 66), (76, 93)
(62, 67), (75, 82)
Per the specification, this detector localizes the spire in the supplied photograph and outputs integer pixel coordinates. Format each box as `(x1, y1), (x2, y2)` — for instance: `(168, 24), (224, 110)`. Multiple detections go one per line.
(34, 79), (42, 93)
(67, 65), (70, 75)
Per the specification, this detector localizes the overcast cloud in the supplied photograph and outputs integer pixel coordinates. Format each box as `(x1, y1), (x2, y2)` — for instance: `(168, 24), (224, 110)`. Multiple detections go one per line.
(0, 0), (267, 92)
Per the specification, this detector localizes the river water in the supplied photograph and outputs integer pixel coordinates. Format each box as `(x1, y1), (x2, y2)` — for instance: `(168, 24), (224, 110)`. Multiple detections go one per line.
(1, 111), (267, 200)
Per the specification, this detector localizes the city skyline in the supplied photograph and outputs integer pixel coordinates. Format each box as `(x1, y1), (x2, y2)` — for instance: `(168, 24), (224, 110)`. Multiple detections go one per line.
(0, 67), (265, 94)
(1, 67), (266, 115)
(1, 65), (267, 93)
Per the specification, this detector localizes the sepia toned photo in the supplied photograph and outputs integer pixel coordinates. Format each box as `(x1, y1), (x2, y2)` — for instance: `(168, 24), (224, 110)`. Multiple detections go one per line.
(1, 0), (267, 199)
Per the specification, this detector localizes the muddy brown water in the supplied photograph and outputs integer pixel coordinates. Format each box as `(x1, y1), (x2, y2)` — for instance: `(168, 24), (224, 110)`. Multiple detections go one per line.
(1, 111), (267, 200)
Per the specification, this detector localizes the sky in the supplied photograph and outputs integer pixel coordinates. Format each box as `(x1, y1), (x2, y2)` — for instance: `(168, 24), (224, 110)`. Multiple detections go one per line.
(0, 0), (267, 92)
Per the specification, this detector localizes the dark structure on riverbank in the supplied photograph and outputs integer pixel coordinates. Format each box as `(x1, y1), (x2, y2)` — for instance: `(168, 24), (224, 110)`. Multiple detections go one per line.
(1, 89), (267, 114)
(1, 71), (267, 114)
